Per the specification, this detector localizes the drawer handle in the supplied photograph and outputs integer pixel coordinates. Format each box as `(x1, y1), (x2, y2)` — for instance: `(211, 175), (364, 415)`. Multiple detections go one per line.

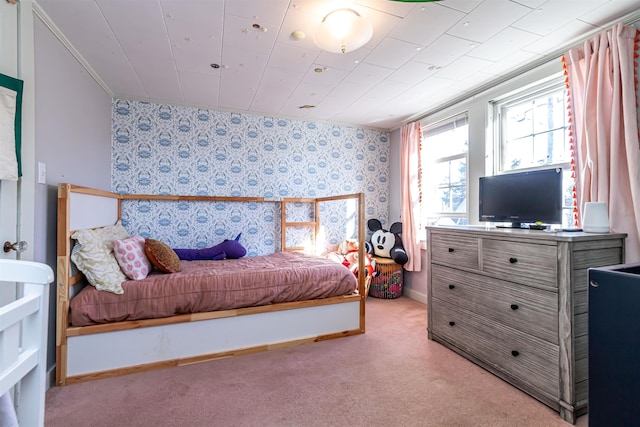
(448, 248), (455, 253)
(509, 257), (518, 264)
(510, 304), (519, 310)
(449, 321), (455, 326)
(511, 350), (520, 357)
(448, 284), (455, 290)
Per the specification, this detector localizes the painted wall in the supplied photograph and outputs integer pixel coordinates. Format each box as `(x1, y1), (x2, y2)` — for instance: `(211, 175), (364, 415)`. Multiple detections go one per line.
(112, 100), (390, 254)
(34, 17), (112, 377)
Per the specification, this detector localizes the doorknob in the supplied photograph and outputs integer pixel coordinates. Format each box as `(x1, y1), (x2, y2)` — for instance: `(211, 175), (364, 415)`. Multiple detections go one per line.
(3, 241), (28, 253)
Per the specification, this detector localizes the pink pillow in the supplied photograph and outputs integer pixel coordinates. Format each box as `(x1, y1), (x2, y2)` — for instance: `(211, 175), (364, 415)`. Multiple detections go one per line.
(114, 235), (152, 280)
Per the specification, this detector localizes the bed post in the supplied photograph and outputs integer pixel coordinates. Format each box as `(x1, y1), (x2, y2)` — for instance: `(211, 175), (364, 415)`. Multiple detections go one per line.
(56, 184), (71, 386)
(357, 193), (365, 333)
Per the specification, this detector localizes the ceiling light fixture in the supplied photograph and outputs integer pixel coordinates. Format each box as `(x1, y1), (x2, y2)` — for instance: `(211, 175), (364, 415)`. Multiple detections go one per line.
(313, 8), (372, 54)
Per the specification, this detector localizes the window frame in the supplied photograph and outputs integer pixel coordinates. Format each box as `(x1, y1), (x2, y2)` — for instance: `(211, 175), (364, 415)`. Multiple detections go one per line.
(420, 112), (470, 227)
(490, 76), (574, 227)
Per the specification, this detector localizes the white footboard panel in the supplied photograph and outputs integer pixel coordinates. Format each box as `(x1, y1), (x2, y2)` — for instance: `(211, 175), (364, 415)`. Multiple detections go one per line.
(0, 260), (53, 427)
(68, 300), (360, 377)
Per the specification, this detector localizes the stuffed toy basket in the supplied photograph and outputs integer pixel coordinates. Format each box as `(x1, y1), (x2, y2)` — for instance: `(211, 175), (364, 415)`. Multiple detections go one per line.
(369, 257), (403, 299)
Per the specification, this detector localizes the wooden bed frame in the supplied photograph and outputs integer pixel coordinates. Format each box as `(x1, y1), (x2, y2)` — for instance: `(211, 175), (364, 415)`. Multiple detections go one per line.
(56, 183), (366, 386)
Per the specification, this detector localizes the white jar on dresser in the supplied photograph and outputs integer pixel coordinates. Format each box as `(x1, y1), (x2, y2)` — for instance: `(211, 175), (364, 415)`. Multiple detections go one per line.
(426, 225), (626, 424)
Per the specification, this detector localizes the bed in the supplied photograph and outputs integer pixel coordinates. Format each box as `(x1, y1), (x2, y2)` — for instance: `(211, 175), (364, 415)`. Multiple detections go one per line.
(0, 259), (53, 427)
(56, 183), (367, 386)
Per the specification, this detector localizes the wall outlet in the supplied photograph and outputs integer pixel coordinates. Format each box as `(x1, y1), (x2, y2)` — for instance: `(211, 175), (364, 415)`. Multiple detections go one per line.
(38, 162), (46, 184)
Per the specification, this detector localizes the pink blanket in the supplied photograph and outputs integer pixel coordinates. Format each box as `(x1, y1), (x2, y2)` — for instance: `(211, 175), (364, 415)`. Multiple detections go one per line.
(70, 251), (357, 326)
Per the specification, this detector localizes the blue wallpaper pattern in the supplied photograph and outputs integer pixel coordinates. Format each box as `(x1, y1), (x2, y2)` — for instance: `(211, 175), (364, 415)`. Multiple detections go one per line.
(111, 100), (389, 255)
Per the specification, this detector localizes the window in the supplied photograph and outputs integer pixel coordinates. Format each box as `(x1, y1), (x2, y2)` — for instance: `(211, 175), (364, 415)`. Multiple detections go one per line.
(492, 78), (574, 227)
(421, 113), (469, 227)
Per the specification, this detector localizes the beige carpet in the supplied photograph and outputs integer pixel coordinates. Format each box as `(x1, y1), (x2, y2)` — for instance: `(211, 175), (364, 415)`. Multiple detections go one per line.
(45, 297), (586, 426)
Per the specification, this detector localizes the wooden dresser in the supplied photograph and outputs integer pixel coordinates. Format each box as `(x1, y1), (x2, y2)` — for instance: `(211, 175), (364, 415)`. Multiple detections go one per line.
(426, 226), (626, 424)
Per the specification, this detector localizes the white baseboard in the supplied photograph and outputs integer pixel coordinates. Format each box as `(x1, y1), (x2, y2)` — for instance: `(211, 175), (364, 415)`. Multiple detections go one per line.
(403, 288), (427, 305)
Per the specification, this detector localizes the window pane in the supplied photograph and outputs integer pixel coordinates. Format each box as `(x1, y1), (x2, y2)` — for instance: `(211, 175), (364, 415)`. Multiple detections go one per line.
(434, 162), (450, 186)
(533, 92), (565, 134)
(450, 184), (466, 213)
(425, 116), (468, 159)
(533, 130), (569, 165)
(436, 187), (451, 212)
(500, 85), (568, 173)
(422, 113), (469, 225)
(450, 158), (466, 186)
(503, 136), (532, 171)
(562, 169), (575, 228)
(505, 104), (532, 140)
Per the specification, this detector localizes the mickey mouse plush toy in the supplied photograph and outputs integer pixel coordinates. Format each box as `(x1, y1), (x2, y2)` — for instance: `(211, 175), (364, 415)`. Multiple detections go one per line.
(365, 219), (408, 265)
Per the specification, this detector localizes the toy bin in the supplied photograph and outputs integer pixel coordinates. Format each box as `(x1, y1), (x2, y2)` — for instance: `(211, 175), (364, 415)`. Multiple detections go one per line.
(369, 257), (403, 299)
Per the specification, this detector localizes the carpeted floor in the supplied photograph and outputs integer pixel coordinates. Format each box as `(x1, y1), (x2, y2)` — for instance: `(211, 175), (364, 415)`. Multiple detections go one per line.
(45, 297), (587, 426)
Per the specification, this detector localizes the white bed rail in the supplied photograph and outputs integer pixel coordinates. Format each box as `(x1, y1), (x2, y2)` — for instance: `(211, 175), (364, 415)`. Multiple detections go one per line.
(0, 260), (53, 427)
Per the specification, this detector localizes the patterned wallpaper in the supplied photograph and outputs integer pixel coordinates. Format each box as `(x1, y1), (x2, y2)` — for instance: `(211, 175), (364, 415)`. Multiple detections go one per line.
(111, 100), (389, 255)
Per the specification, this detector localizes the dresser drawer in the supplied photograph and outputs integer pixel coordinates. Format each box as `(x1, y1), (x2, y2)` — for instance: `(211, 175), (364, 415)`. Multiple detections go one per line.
(482, 239), (557, 288)
(431, 264), (559, 344)
(431, 234), (478, 270)
(431, 299), (559, 398)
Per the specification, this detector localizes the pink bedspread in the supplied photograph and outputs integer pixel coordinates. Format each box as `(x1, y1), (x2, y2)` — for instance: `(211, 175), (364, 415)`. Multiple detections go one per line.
(69, 251), (357, 326)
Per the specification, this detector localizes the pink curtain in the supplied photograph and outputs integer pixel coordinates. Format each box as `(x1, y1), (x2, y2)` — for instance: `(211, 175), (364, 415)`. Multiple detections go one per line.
(400, 121), (422, 272)
(564, 23), (640, 262)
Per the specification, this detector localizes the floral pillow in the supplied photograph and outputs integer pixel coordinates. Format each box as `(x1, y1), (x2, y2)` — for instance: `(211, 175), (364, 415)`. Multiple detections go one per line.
(114, 235), (152, 280)
(71, 221), (130, 294)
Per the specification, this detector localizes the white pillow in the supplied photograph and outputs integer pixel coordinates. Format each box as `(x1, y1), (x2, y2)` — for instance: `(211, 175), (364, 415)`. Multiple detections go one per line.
(114, 235), (152, 280)
(71, 221), (130, 294)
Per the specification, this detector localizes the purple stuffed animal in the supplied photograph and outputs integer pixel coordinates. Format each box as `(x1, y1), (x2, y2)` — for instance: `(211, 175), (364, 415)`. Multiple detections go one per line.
(173, 233), (247, 261)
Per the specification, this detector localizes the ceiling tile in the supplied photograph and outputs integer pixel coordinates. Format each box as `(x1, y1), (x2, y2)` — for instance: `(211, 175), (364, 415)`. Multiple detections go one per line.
(510, 0), (546, 8)
(222, 14), (279, 54)
(467, 26), (540, 61)
(433, 55), (495, 81)
(413, 34), (476, 67)
(251, 85), (291, 114)
(344, 79), (413, 120)
(437, 0), (485, 14)
(523, 19), (599, 55)
(315, 48), (372, 72)
(268, 43), (318, 73)
(224, 0), (290, 26)
(281, 81), (330, 109)
(578, 0), (640, 26)
(388, 3), (466, 46)
(180, 70), (220, 107)
(344, 63), (394, 87)
(512, 0), (610, 36)
(446, 0), (532, 43)
(386, 61), (438, 85)
(300, 65), (349, 88)
(364, 37), (422, 69)
(260, 66), (305, 89)
(488, 49), (543, 75)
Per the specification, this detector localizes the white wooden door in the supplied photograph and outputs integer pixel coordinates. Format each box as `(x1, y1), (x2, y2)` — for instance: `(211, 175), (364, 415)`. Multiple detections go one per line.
(0, 1), (21, 305)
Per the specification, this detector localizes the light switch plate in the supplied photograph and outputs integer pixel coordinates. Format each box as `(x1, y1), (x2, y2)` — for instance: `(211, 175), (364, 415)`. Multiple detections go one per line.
(38, 162), (46, 184)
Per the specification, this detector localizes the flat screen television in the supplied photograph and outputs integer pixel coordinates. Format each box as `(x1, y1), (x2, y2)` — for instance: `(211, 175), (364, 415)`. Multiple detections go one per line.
(479, 168), (563, 229)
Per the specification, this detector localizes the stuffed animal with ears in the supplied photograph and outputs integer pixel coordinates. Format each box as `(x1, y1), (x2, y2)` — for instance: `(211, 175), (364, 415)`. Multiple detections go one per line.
(365, 219), (408, 265)
(343, 249), (376, 278)
(327, 240), (377, 278)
